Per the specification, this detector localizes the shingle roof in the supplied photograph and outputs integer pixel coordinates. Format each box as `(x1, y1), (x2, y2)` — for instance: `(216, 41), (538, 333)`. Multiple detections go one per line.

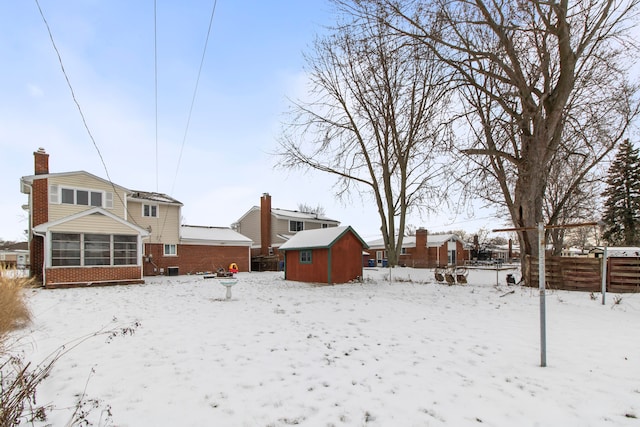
(128, 191), (182, 205)
(180, 225), (252, 245)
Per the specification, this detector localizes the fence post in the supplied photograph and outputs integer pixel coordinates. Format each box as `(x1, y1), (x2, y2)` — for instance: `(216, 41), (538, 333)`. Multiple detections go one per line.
(538, 222), (546, 367)
(601, 246), (608, 305)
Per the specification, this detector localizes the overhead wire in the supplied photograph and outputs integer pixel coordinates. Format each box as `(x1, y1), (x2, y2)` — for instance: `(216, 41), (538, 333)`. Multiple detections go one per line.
(170, 0), (218, 197)
(34, 0), (141, 227)
(155, 0), (219, 239)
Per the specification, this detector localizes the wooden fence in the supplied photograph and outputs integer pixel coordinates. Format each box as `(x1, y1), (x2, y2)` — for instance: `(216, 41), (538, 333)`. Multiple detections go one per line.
(527, 256), (640, 293)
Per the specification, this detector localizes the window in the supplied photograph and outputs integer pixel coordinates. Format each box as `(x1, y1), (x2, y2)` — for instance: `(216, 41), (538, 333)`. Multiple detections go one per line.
(400, 248), (407, 255)
(57, 187), (106, 207)
(91, 192), (103, 207)
(143, 204), (158, 218)
(321, 223), (329, 229)
(84, 234), (110, 265)
(51, 233), (138, 266)
(164, 244), (177, 256)
(289, 221), (303, 232)
(299, 250), (312, 264)
(52, 233), (81, 266)
(61, 188), (74, 204)
(76, 190), (89, 206)
(114, 235), (137, 265)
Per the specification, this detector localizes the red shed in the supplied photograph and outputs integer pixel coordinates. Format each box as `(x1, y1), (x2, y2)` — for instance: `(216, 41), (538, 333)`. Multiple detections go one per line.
(279, 226), (368, 284)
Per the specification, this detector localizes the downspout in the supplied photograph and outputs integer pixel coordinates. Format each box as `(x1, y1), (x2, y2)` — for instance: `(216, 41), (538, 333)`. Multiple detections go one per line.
(32, 228), (47, 287)
(22, 181), (46, 285)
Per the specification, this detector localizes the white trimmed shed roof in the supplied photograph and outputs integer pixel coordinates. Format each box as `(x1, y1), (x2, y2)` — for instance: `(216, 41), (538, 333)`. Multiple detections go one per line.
(279, 226), (366, 250)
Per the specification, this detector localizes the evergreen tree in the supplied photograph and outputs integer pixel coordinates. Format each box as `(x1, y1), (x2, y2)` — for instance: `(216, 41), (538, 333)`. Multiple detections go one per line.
(601, 139), (640, 246)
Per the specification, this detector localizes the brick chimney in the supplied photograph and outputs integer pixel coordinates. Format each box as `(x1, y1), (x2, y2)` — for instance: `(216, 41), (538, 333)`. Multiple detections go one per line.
(415, 228), (428, 268)
(31, 148), (50, 282)
(260, 193), (272, 256)
(34, 147), (49, 175)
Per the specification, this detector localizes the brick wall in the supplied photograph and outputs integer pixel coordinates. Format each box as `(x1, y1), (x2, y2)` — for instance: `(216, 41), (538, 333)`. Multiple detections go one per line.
(143, 243), (250, 275)
(45, 266), (142, 288)
(30, 149), (50, 283)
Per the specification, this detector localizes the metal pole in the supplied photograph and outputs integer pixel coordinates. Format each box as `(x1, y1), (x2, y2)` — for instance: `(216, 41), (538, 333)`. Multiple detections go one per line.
(601, 246), (608, 305)
(538, 222), (547, 367)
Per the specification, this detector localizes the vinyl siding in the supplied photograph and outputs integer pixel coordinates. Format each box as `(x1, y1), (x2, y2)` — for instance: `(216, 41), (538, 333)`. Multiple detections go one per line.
(48, 174), (127, 222)
(47, 212), (139, 234)
(236, 209), (261, 245)
(128, 201), (180, 244)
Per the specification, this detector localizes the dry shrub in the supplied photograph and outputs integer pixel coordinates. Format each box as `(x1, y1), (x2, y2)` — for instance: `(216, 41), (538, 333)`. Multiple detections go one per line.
(0, 266), (34, 342)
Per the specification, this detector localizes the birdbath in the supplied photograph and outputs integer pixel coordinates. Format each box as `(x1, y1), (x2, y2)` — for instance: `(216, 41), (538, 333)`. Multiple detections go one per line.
(219, 280), (237, 300)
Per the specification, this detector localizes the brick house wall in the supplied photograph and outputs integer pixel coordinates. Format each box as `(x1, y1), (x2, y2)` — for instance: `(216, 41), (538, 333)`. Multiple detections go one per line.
(45, 266), (143, 288)
(143, 243), (250, 275)
(30, 149), (50, 283)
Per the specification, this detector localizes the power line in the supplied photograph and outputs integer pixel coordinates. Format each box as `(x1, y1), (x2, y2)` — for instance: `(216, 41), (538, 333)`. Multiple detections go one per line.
(34, 0), (140, 227)
(35, 0), (112, 186)
(170, 0), (219, 198)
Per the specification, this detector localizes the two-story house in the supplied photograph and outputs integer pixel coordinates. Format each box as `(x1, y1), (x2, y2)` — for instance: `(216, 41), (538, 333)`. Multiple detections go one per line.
(232, 193), (340, 270)
(21, 148), (251, 287)
(21, 148), (150, 287)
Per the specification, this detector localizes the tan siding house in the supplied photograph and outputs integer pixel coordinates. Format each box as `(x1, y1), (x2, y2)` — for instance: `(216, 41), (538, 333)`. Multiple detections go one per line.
(21, 148), (253, 286)
(232, 193), (340, 270)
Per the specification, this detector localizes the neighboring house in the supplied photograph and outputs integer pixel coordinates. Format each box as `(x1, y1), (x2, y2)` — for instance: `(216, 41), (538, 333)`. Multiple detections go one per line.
(20, 148), (253, 288)
(366, 229), (468, 268)
(0, 241), (29, 269)
(590, 247), (640, 258)
(279, 226), (368, 284)
(175, 225), (252, 274)
(232, 193), (340, 269)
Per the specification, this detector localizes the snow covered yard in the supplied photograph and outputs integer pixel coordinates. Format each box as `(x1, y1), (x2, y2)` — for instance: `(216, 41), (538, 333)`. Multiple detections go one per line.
(17, 267), (640, 426)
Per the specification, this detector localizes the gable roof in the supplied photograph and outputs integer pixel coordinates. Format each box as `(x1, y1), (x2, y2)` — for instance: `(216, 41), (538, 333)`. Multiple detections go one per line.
(21, 170), (130, 194)
(279, 226), (368, 250)
(234, 206), (340, 226)
(367, 233), (464, 249)
(33, 207), (150, 236)
(180, 225), (252, 246)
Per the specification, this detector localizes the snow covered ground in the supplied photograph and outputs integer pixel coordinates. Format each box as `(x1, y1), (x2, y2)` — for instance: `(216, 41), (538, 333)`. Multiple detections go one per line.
(15, 266), (640, 426)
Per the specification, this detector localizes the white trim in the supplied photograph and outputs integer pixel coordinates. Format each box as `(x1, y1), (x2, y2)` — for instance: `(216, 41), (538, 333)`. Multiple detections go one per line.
(33, 207), (150, 236)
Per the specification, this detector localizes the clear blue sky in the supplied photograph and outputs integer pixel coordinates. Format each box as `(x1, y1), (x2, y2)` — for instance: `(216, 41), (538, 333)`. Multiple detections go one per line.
(0, 0), (500, 242)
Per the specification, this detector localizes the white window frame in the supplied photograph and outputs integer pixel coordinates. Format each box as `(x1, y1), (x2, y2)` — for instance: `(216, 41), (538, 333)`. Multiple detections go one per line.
(289, 220), (303, 232)
(164, 244), (177, 256)
(50, 185), (110, 208)
(143, 204), (159, 218)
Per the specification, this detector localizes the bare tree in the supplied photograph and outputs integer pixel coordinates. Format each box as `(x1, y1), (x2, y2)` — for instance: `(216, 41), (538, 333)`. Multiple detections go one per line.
(359, 0), (640, 280)
(277, 2), (453, 266)
(297, 203), (326, 216)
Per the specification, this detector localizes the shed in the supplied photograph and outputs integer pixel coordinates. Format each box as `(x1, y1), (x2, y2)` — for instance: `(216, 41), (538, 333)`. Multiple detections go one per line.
(279, 226), (368, 284)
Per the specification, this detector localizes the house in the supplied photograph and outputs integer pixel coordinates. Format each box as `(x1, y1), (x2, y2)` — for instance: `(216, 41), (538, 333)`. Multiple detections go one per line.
(176, 225), (252, 274)
(279, 226), (368, 284)
(20, 148), (253, 288)
(21, 149), (150, 287)
(366, 229), (468, 268)
(590, 247), (640, 258)
(232, 193), (340, 270)
(0, 241), (29, 269)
